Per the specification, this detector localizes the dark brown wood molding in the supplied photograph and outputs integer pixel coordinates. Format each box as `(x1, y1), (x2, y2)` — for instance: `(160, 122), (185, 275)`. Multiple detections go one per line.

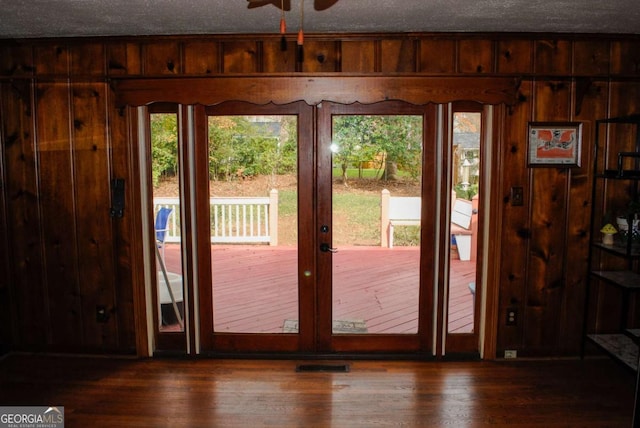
(112, 76), (520, 107)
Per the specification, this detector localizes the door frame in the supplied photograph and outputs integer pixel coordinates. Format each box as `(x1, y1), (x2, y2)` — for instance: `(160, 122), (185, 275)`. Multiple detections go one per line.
(439, 101), (488, 357)
(199, 101), (316, 354)
(316, 101), (438, 355)
(117, 76), (516, 358)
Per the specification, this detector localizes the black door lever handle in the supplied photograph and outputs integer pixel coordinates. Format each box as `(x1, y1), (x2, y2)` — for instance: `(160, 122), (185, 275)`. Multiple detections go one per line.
(320, 243), (338, 253)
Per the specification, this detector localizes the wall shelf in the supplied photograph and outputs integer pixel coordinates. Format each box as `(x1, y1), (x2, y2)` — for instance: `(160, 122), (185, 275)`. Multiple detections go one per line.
(584, 113), (640, 424)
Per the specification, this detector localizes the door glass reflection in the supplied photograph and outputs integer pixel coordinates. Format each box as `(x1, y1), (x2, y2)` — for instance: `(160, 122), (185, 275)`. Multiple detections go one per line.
(208, 115), (299, 333)
(331, 115), (423, 334)
(150, 112), (185, 332)
(446, 111), (480, 334)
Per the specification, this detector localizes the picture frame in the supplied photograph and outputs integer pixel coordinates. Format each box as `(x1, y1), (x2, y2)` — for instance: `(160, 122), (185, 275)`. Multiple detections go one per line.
(527, 122), (582, 167)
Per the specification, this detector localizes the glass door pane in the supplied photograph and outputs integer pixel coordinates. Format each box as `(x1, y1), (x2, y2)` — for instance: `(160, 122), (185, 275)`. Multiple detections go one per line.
(207, 115), (299, 334)
(331, 114), (423, 334)
(447, 110), (481, 335)
(150, 111), (185, 333)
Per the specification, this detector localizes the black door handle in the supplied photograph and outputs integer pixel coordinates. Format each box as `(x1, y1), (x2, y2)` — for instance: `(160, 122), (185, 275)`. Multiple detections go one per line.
(320, 243), (338, 253)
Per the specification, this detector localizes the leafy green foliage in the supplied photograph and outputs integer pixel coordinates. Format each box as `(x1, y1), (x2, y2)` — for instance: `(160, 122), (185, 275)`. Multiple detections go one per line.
(207, 116), (297, 183)
(150, 113), (179, 186)
(332, 115), (423, 184)
(454, 183), (478, 200)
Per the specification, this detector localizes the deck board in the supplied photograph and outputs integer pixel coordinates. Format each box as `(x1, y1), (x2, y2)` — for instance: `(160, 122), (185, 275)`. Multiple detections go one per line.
(159, 244), (475, 334)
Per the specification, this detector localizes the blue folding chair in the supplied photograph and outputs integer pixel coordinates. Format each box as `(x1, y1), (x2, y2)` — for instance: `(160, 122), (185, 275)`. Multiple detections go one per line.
(154, 206), (183, 328)
(155, 207), (173, 261)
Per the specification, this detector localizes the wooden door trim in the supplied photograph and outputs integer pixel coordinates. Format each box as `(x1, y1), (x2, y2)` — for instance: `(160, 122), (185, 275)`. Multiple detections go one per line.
(114, 76), (519, 108)
(200, 101), (315, 353)
(316, 101), (437, 354)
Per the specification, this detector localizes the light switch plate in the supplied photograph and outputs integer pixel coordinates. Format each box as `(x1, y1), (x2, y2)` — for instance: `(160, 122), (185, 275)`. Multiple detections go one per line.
(510, 186), (524, 206)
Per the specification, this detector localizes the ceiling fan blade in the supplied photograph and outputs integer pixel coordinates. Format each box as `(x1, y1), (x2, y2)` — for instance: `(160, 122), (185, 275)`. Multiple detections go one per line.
(247, 0), (291, 10)
(314, 0), (339, 11)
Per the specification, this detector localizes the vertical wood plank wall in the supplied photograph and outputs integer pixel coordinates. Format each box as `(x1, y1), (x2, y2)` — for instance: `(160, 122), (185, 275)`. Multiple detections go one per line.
(1, 34), (640, 356)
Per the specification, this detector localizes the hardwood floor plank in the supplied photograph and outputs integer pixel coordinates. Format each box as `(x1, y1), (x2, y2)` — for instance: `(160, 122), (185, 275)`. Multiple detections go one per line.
(0, 354), (634, 427)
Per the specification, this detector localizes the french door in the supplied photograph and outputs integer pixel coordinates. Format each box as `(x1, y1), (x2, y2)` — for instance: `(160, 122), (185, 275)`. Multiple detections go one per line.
(315, 101), (437, 353)
(146, 100), (481, 356)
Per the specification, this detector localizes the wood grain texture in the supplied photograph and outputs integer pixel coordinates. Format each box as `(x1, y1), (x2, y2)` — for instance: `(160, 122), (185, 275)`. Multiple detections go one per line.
(1, 33), (640, 358)
(380, 39), (416, 73)
(496, 80), (532, 353)
(0, 354), (634, 427)
(610, 40), (640, 76)
(0, 82), (47, 347)
(113, 76), (520, 107)
(340, 40), (375, 73)
(574, 40), (610, 76)
(535, 39), (572, 76)
(497, 39), (533, 74)
(458, 39), (494, 74)
(143, 41), (181, 75)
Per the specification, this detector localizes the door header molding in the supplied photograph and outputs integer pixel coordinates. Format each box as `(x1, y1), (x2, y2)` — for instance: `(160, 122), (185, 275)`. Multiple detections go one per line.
(113, 76), (520, 107)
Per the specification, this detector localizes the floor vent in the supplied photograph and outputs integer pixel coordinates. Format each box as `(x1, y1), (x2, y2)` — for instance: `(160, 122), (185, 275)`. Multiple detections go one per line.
(295, 364), (350, 373)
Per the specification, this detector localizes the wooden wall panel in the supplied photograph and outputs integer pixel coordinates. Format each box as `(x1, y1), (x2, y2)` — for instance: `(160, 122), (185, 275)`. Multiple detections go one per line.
(300, 41), (339, 72)
(497, 40), (533, 74)
(458, 39), (494, 74)
(419, 39), (455, 73)
(107, 43), (142, 75)
(0, 82), (48, 348)
(497, 80), (532, 353)
(108, 95), (137, 352)
(611, 40), (640, 76)
(0, 44), (34, 76)
(535, 40), (572, 75)
(71, 83), (118, 348)
(610, 81), (640, 118)
(340, 41), (376, 73)
(0, 84), (7, 350)
(2, 33), (640, 357)
(380, 39), (416, 73)
(183, 41), (220, 75)
(143, 42), (181, 75)
(262, 40), (297, 73)
(35, 82), (82, 347)
(71, 43), (105, 76)
(222, 41), (259, 73)
(525, 167), (569, 352)
(35, 44), (70, 76)
(521, 81), (572, 353)
(560, 80), (608, 354)
(573, 41), (610, 76)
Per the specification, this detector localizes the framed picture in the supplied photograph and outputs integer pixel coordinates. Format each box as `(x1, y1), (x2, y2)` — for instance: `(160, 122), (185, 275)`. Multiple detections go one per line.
(527, 122), (582, 167)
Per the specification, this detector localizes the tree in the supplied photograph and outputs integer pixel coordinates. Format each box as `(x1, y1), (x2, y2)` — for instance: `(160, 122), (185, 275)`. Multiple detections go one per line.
(331, 115), (423, 184)
(208, 115), (297, 183)
(150, 113), (178, 186)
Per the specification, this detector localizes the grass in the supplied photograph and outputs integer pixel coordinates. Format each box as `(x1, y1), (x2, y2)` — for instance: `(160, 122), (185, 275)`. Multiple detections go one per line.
(277, 184), (420, 247)
(333, 168), (381, 179)
(332, 193), (380, 245)
(332, 168), (413, 180)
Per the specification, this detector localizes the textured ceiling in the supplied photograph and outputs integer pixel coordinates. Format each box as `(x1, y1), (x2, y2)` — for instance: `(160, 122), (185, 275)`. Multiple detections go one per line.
(0, 0), (639, 39)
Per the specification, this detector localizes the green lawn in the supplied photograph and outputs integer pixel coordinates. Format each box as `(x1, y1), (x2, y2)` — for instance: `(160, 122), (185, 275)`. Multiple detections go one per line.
(277, 186), (420, 246)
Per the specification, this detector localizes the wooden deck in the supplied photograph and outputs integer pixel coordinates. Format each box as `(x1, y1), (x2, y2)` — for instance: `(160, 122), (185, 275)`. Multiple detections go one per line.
(159, 244), (476, 334)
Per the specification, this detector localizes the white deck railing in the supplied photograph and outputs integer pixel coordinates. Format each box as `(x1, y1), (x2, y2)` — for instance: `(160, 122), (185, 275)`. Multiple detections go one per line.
(154, 189), (278, 246)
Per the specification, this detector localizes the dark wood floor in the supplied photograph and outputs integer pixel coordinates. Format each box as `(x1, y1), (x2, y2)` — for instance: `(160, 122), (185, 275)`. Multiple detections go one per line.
(0, 354), (634, 427)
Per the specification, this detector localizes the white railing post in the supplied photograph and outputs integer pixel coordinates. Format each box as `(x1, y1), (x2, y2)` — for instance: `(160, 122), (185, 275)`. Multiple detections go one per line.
(269, 189), (278, 246)
(155, 192), (278, 245)
(380, 189), (390, 248)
